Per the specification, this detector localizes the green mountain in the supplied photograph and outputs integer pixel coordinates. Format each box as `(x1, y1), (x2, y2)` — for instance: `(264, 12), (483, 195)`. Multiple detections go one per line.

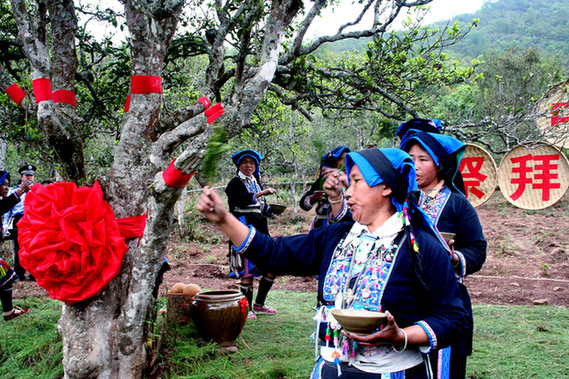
(317, 0), (569, 63)
(442, 0), (569, 62)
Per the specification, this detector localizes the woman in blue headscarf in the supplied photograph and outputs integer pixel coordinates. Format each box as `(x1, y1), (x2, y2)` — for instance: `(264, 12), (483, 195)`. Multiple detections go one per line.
(199, 148), (468, 378)
(299, 146), (351, 229)
(400, 132), (487, 379)
(397, 119), (465, 195)
(225, 149), (278, 318)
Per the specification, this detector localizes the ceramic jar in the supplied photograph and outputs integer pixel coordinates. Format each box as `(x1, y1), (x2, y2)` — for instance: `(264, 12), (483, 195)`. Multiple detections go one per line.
(190, 290), (248, 347)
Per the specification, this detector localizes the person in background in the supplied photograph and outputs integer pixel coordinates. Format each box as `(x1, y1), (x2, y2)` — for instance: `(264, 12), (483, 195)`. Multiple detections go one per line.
(300, 146), (351, 230)
(199, 148), (469, 378)
(4, 164), (36, 281)
(225, 149), (278, 318)
(397, 119), (465, 194)
(0, 171), (30, 321)
(400, 131), (486, 379)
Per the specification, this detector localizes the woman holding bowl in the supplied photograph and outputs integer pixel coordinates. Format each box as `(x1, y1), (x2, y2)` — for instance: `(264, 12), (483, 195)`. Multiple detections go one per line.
(198, 148), (468, 378)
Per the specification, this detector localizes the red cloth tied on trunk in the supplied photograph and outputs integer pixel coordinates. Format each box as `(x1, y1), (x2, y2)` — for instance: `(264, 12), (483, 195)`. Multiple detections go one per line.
(197, 96), (211, 110)
(32, 78), (52, 103)
(52, 89), (77, 107)
(131, 75), (162, 94)
(18, 181), (147, 305)
(162, 158), (195, 188)
(6, 83), (26, 105)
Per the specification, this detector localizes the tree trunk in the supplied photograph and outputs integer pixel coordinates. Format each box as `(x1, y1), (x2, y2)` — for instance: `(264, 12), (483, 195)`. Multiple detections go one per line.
(0, 136), (6, 169)
(6, 0), (302, 376)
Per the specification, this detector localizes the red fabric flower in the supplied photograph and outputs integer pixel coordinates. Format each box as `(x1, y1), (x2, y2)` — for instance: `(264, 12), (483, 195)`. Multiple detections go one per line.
(18, 181), (129, 305)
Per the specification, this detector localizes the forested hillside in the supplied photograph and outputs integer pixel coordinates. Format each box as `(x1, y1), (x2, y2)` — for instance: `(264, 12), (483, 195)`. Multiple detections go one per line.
(321, 0), (569, 63)
(443, 0), (569, 62)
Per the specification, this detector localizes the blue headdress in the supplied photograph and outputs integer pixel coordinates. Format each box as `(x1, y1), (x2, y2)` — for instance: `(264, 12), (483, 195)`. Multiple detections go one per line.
(346, 148), (416, 212)
(232, 149), (263, 181)
(321, 145), (351, 169)
(396, 118), (443, 141)
(400, 132), (466, 194)
(0, 171), (10, 185)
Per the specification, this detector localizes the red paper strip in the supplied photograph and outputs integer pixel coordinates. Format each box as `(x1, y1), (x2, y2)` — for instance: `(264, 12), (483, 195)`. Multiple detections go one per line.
(131, 75), (162, 94)
(124, 95), (131, 112)
(205, 103), (224, 124)
(32, 78), (52, 103)
(6, 83), (26, 105)
(162, 159), (195, 188)
(197, 96), (211, 110)
(52, 89), (77, 107)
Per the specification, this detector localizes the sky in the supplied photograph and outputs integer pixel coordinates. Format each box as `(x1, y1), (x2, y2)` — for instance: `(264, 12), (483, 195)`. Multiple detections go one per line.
(306, 0), (487, 38)
(83, 0), (487, 42)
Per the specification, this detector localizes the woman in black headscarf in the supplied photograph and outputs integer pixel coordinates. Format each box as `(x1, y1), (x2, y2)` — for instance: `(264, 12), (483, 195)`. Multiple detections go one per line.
(199, 148), (468, 378)
(400, 131), (486, 379)
(225, 150), (278, 318)
(300, 146), (351, 229)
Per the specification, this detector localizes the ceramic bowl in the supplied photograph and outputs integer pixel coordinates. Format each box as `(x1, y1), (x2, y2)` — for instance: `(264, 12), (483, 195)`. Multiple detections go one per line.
(268, 204), (287, 215)
(330, 309), (386, 334)
(440, 232), (456, 244)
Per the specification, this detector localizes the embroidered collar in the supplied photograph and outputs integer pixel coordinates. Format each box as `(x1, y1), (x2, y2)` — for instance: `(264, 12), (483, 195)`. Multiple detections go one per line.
(238, 171), (255, 181)
(424, 179), (446, 198)
(349, 212), (403, 247)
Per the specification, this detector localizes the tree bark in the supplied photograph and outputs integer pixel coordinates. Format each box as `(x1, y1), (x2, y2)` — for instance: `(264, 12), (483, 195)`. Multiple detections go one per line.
(3, 0), (449, 377)
(55, 0), (302, 377)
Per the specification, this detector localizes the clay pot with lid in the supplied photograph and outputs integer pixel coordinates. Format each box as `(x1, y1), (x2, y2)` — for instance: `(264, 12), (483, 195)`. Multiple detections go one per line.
(190, 290), (248, 347)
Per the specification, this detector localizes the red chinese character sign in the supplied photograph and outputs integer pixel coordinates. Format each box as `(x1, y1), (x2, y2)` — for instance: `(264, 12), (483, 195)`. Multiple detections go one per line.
(537, 79), (569, 149)
(459, 144), (498, 207)
(497, 143), (569, 210)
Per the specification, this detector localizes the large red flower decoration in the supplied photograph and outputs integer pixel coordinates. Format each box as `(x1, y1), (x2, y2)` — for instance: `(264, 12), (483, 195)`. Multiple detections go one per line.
(18, 181), (129, 305)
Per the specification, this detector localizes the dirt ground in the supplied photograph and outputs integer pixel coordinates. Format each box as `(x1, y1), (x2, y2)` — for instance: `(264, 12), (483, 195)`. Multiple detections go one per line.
(11, 192), (569, 308)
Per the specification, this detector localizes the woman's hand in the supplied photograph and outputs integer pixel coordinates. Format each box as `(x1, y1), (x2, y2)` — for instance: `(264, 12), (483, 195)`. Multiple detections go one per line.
(342, 311), (406, 346)
(258, 187), (277, 197)
(196, 186), (229, 224)
(321, 168), (347, 201)
(197, 187), (252, 247)
(310, 190), (326, 204)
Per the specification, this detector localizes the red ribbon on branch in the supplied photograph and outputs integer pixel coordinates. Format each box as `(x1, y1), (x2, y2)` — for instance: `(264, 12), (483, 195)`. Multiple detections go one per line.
(162, 158), (195, 188)
(197, 96), (211, 110)
(205, 103), (224, 124)
(18, 181), (147, 305)
(32, 78), (52, 103)
(6, 83), (26, 105)
(124, 95), (131, 112)
(52, 89), (77, 107)
(131, 75), (162, 94)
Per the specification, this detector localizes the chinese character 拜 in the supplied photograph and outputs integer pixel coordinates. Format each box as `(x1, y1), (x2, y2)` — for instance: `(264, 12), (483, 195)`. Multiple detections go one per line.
(510, 154), (560, 201)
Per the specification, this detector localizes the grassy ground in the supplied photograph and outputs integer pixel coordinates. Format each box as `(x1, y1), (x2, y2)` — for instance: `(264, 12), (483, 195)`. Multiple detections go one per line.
(2, 293), (568, 378)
